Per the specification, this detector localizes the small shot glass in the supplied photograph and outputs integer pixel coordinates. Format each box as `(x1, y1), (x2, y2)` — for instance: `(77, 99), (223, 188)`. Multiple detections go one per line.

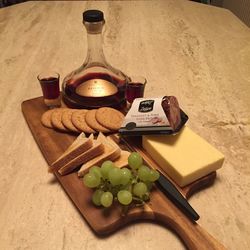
(37, 71), (61, 108)
(126, 76), (147, 105)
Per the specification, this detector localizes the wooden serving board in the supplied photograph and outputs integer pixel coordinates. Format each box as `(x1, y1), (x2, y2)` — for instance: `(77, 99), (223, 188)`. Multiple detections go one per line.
(21, 97), (225, 250)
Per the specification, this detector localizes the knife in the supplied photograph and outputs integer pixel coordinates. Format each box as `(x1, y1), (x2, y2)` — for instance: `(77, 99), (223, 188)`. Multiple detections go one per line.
(156, 173), (200, 221)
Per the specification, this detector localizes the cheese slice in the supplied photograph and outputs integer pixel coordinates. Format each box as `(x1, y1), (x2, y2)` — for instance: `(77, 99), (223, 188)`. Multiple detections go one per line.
(77, 133), (121, 177)
(58, 138), (104, 175)
(142, 126), (224, 187)
(113, 150), (130, 168)
(51, 133), (91, 169)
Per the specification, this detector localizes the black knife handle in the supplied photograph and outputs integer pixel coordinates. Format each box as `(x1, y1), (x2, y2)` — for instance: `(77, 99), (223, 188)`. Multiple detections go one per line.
(157, 173), (200, 221)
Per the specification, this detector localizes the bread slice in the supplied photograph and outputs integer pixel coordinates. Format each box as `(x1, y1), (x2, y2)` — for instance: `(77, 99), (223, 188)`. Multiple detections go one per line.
(58, 139), (104, 175)
(50, 133), (92, 170)
(78, 132), (121, 177)
(113, 150), (130, 168)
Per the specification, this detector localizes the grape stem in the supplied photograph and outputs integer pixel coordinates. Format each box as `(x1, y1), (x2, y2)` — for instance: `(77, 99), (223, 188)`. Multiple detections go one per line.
(132, 196), (145, 205)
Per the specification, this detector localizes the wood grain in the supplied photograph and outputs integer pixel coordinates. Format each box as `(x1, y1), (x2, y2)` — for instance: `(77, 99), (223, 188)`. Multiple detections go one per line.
(22, 96), (225, 249)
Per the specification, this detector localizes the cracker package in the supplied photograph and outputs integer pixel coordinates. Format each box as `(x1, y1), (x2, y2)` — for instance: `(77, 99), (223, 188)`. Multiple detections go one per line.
(119, 96), (188, 136)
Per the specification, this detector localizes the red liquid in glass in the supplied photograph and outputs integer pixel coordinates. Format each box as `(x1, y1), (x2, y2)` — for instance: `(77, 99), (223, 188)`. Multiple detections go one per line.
(63, 72), (126, 109)
(126, 83), (145, 103)
(40, 77), (60, 99)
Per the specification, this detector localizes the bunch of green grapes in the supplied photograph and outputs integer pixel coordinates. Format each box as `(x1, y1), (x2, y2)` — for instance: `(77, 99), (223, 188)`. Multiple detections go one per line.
(83, 152), (160, 209)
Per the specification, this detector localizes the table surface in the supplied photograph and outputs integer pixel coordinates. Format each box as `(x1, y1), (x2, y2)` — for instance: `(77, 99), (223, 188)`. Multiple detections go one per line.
(0, 1), (250, 249)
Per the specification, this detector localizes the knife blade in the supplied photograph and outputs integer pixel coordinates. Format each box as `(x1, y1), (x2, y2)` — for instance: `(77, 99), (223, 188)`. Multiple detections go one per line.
(156, 173), (200, 221)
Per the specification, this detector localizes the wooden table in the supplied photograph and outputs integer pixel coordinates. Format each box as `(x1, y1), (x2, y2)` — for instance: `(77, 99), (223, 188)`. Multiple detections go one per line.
(0, 1), (249, 249)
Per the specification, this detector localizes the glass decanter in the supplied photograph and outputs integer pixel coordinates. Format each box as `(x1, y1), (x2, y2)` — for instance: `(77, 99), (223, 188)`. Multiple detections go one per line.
(62, 9), (129, 109)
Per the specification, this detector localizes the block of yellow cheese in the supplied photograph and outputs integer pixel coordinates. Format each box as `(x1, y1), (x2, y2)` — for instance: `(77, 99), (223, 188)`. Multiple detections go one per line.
(142, 126), (224, 187)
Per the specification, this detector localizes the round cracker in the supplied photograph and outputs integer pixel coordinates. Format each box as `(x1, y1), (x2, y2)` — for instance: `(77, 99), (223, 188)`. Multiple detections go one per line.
(95, 107), (124, 131)
(51, 108), (69, 132)
(85, 109), (111, 133)
(41, 109), (54, 128)
(61, 109), (81, 133)
(71, 110), (95, 134)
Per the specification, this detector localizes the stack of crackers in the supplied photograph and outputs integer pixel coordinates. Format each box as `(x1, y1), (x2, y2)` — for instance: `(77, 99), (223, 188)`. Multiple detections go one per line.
(41, 107), (124, 134)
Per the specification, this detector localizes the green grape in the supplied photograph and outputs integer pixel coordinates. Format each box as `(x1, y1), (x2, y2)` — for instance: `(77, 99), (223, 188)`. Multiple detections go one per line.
(108, 167), (122, 186)
(92, 189), (104, 206)
(138, 165), (150, 181)
(148, 169), (160, 182)
(89, 166), (102, 179)
(123, 183), (132, 192)
(120, 168), (132, 185)
(83, 173), (100, 188)
(117, 190), (132, 205)
(133, 182), (147, 197)
(100, 192), (113, 207)
(101, 161), (115, 179)
(128, 152), (143, 170)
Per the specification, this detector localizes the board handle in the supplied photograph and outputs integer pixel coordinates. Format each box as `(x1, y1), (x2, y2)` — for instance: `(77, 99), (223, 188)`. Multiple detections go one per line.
(151, 200), (226, 250)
